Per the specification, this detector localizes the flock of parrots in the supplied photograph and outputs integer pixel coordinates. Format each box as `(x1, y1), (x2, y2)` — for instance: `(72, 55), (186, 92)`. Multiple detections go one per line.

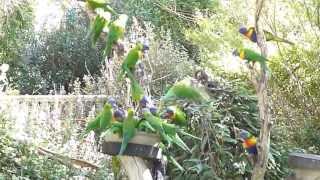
(84, 0), (295, 163)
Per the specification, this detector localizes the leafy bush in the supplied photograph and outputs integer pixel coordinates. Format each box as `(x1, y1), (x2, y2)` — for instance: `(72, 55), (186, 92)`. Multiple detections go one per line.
(165, 74), (290, 179)
(22, 6), (104, 94)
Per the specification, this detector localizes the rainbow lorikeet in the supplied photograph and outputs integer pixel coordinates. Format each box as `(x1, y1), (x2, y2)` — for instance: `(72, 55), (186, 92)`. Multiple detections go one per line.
(119, 43), (144, 102)
(104, 14), (128, 57)
(119, 108), (137, 155)
(239, 27), (294, 45)
(232, 48), (268, 69)
(161, 77), (209, 103)
(142, 109), (191, 152)
(108, 97), (125, 122)
(162, 106), (187, 126)
(119, 43), (143, 80)
(239, 129), (257, 155)
(140, 96), (158, 116)
(83, 103), (113, 136)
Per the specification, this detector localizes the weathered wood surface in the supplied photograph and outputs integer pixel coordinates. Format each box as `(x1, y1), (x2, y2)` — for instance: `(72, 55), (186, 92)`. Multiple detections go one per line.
(102, 132), (162, 159)
(102, 132), (163, 180)
(120, 156), (153, 180)
(288, 153), (320, 180)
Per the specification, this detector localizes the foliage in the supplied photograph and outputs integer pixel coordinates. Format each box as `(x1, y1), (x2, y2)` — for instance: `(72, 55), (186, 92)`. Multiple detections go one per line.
(20, 6), (103, 94)
(112, 0), (218, 60)
(0, 114), (76, 179)
(165, 75), (290, 179)
(0, 0), (33, 65)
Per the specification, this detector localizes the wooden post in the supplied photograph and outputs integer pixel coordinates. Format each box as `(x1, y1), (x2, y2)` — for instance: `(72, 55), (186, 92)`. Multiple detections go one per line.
(251, 0), (272, 179)
(120, 156), (153, 180)
(102, 132), (162, 180)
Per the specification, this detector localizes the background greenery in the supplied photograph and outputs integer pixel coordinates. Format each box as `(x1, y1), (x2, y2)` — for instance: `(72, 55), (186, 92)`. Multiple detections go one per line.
(1, 0), (319, 179)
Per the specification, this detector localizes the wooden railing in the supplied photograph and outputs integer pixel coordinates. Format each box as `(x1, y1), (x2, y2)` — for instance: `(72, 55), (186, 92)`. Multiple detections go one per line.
(0, 95), (112, 174)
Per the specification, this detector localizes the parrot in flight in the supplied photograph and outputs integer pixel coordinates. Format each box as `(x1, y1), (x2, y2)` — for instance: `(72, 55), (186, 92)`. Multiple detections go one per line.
(162, 106), (187, 126)
(104, 14), (128, 57)
(161, 77), (209, 103)
(119, 108), (137, 155)
(232, 48), (268, 70)
(239, 129), (258, 164)
(239, 27), (294, 45)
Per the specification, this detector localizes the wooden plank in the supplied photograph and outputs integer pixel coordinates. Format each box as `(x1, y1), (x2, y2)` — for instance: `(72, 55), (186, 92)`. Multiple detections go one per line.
(101, 142), (162, 159)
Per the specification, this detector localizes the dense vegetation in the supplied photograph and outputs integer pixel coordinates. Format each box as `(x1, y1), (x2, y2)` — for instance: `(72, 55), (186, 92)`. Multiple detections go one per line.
(1, 0), (319, 179)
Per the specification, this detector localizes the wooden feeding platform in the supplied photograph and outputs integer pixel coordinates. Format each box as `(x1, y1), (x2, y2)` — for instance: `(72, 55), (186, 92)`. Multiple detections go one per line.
(101, 132), (164, 180)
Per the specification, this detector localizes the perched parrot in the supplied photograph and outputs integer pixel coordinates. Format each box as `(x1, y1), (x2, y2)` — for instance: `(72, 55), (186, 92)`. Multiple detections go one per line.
(239, 27), (294, 45)
(130, 78), (144, 102)
(119, 108), (137, 155)
(83, 116), (101, 136)
(232, 48), (268, 69)
(108, 97), (125, 122)
(143, 109), (190, 152)
(82, 103), (113, 136)
(108, 97), (118, 108)
(113, 108), (126, 122)
(119, 43), (144, 80)
(99, 103), (113, 131)
(86, 0), (109, 10)
(104, 14), (128, 57)
(162, 106), (187, 126)
(161, 78), (209, 103)
(140, 96), (158, 116)
(239, 129), (258, 156)
(88, 15), (108, 45)
(86, 0), (117, 15)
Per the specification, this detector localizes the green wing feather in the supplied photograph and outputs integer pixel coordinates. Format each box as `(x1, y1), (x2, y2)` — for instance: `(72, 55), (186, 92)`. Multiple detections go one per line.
(99, 103), (113, 131)
(130, 78), (144, 102)
(104, 14), (128, 57)
(264, 30), (294, 45)
(86, 0), (109, 10)
(162, 78), (209, 103)
(88, 16), (107, 45)
(83, 116), (101, 136)
(119, 109), (137, 155)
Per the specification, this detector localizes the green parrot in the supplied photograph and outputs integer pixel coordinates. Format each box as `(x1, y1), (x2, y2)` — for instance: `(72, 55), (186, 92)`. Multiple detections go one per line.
(161, 78), (209, 103)
(162, 106), (187, 126)
(119, 108), (137, 155)
(111, 156), (121, 180)
(86, 0), (109, 10)
(83, 116), (101, 136)
(130, 78), (144, 102)
(239, 27), (294, 45)
(99, 103), (113, 131)
(88, 14), (109, 45)
(119, 43), (143, 80)
(104, 14), (128, 57)
(82, 103), (113, 137)
(87, 0), (117, 16)
(232, 48), (268, 69)
(143, 110), (191, 152)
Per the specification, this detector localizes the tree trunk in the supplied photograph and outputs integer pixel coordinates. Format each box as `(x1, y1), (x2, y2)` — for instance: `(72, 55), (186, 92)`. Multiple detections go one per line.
(251, 0), (272, 179)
